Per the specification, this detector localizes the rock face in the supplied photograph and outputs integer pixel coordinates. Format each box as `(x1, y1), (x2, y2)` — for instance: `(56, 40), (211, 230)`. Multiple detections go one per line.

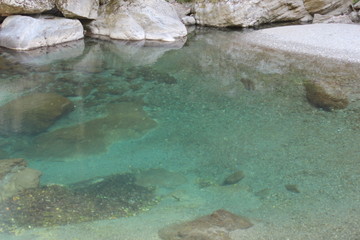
(194, 0), (310, 27)
(0, 15), (84, 50)
(0, 159), (41, 203)
(304, 0), (351, 15)
(87, 0), (187, 41)
(0, 93), (74, 136)
(304, 79), (349, 110)
(158, 209), (253, 240)
(312, 13), (353, 23)
(55, 0), (99, 19)
(0, 0), (55, 16)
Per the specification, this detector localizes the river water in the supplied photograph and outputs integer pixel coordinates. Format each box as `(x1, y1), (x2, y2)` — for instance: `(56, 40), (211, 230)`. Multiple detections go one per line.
(0, 27), (359, 239)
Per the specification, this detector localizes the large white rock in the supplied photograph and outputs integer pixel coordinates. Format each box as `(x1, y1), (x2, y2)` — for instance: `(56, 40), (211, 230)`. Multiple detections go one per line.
(0, 0), (55, 16)
(0, 15), (84, 50)
(55, 0), (99, 19)
(194, 0), (310, 27)
(87, 0), (187, 42)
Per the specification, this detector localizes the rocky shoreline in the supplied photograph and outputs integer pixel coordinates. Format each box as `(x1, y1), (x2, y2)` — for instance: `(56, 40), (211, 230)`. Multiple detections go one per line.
(0, 0), (359, 50)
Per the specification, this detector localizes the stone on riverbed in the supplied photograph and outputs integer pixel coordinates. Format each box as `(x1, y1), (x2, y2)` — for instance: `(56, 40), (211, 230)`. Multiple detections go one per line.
(158, 209), (253, 240)
(0, 15), (84, 50)
(0, 158), (41, 203)
(0, 93), (74, 136)
(304, 79), (349, 110)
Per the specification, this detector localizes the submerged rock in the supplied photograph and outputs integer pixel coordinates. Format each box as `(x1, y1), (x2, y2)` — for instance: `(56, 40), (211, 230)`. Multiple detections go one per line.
(0, 158), (41, 203)
(86, 0), (187, 41)
(222, 170), (245, 186)
(158, 209), (253, 240)
(0, 93), (74, 136)
(26, 102), (157, 160)
(0, 15), (84, 50)
(55, 0), (99, 19)
(0, 0), (55, 16)
(304, 79), (349, 110)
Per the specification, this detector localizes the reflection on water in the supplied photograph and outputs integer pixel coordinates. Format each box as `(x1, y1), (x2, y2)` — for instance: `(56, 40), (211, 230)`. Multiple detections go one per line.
(0, 28), (360, 239)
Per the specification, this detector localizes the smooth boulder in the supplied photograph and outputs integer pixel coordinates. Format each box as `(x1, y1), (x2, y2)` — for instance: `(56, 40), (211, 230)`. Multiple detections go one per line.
(55, 0), (99, 19)
(87, 0), (187, 41)
(0, 0), (55, 16)
(0, 15), (84, 50)
(194, 0), (310, 27)
(0, 93), (74, 136)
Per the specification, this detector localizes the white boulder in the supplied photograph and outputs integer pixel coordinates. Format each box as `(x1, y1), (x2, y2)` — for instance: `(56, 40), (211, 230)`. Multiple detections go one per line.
(0, 0), (55, 16)
(0, 15), (84, 50)
(55, 0), (99, 19)
(87, 0), (187, 42)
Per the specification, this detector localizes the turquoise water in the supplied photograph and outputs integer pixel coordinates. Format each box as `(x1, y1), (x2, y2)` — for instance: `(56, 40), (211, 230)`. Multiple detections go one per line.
(1, 28), (360, 239)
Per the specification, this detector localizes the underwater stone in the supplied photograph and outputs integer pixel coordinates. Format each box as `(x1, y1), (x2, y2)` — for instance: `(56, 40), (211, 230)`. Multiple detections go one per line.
(0, 159), (41, 203)
(158, 209), (253, 240)
(222, 170), (245, 186)
(304, 79), (349, 110)
(0, 93), (74, 136)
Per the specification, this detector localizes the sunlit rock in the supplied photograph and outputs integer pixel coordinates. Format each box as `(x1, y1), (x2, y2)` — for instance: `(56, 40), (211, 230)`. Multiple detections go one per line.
(304, 0), (351, 15)
(26, 102), (157, 160)
(194, 0), (310, 27)
(158, 209), (253, 240)
(86, 0), (187, 41)
(0, 158), (41, 203)
(0, 15), (84, 50)
(304, 79), (349, 110)
(0, 0), (55, 16)
(55, 0), (99, 19)
(0, 93), (74, 136)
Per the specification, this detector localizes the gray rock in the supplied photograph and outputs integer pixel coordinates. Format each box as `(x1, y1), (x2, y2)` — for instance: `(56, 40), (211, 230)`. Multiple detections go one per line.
(194, 0), (310, 27)
(182, 16), (196, 25)
(0, 0), (55, 16)
(0, 15), (84, 50)
(86, 0), (187, 42)
(55, 0), (99, 19)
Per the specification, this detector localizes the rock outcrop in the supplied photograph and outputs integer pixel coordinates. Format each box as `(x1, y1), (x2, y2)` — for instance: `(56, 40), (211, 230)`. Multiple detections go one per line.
(86, 0), (187, 41)
(0, 158), (41, 203)
(0, 0), (55, 16)
(159, 209), (253, 240)
(194, 0), (311, 27)
(0, 93), (74, 136)
(55, 0), (99, 19)
(0, 15), (84, 50)
(193, 0), (352, 27)
(304, 0), (351, 15)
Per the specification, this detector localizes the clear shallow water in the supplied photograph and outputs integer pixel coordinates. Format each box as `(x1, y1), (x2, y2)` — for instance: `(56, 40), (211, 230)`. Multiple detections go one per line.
(1, 28), (360, 239)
